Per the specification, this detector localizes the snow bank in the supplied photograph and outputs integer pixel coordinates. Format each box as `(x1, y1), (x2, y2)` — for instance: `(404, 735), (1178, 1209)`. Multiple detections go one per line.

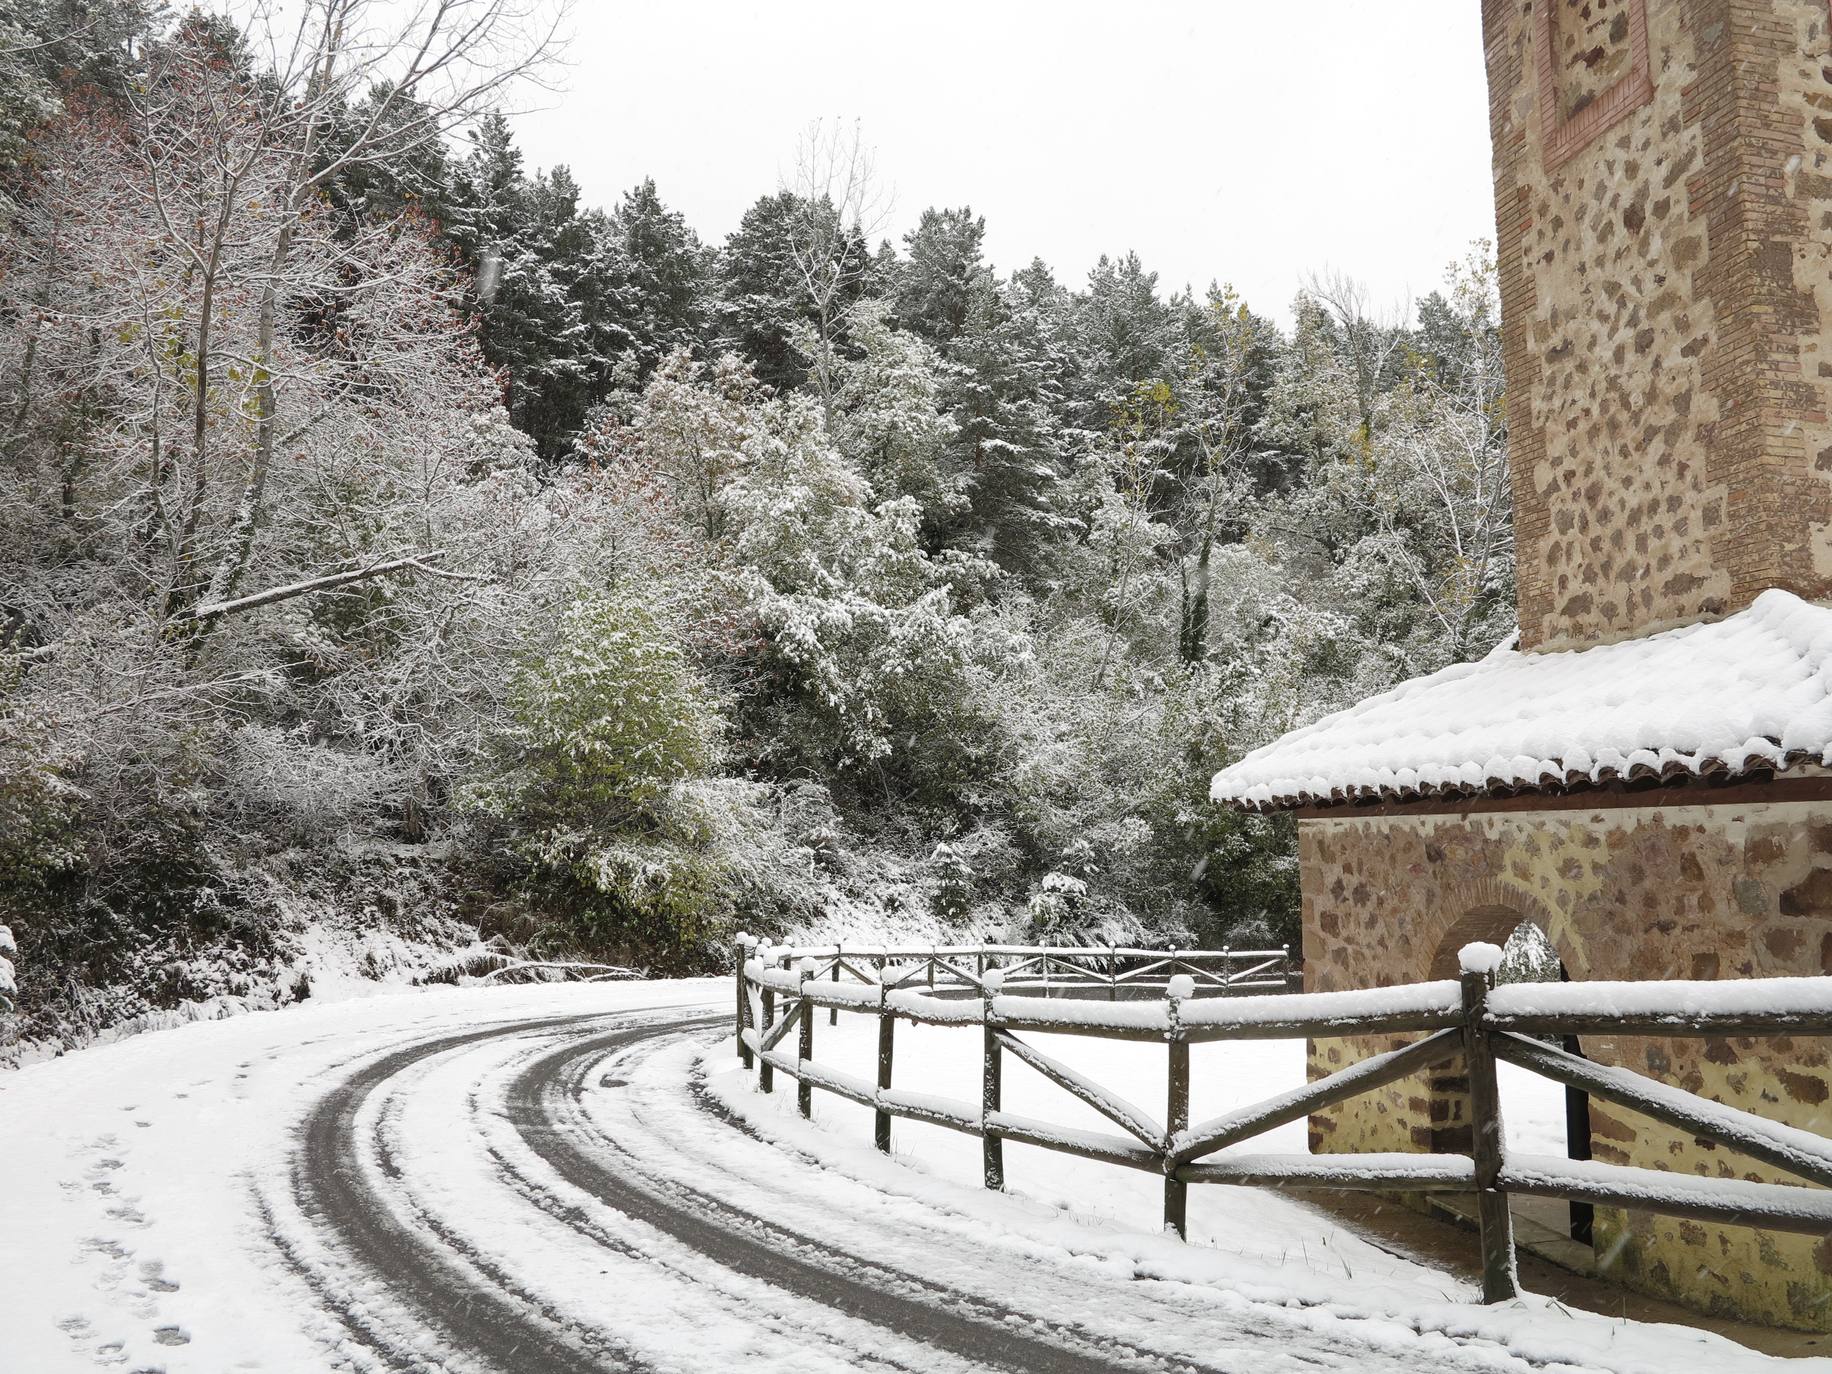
(707, 1013), (1812, 1373)
(747, 965), (1461, 1040)
(1487, 975), (1832, 1022)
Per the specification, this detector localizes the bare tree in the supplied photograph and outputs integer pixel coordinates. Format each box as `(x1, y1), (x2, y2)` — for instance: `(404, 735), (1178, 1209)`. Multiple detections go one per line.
(784, 117), (891, 427)
(1175, 288), (1258, 664)
(1357, 251), (1512, 662)
(54, 1), (570, 629)
(1305, 268), (1408, 455)
(0, 2), (575, 860)
(202, 0), (569, 613)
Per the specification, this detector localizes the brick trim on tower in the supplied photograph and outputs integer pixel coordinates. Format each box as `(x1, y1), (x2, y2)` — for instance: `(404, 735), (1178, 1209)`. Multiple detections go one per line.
(1534, 0), (1655, 171)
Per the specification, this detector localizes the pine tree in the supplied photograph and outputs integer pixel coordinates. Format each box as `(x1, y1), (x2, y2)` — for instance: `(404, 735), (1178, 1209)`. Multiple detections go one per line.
(320, 85), (454, 227)
(894, 206), (989, 347)
(445, 118), (612, 461)
(1073, 252), (1177, 432)
(603, 178), (710, 383)
(716, 191), (812, 392)
(944, 261), (1080, 570)
(715, 190), (879, 396)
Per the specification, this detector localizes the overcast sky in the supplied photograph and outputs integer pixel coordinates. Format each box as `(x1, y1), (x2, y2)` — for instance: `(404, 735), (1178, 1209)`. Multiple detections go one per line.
(510, 1), (1495, 325)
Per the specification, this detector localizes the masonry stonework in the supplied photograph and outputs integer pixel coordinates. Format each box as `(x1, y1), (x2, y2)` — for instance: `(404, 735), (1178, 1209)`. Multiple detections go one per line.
(1301, 800), (1832, 1329)
(1235, 0), (1832, 1333)
(1483, 0), (1832, 651)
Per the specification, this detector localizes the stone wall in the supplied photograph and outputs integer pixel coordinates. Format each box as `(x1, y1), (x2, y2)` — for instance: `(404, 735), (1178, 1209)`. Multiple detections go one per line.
(1301, 797), (1832, 1329)
(1481, 0), (1832, 651)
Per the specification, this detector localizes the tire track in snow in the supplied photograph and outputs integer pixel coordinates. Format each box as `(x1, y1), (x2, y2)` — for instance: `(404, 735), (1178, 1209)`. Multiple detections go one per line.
(507, 1019), (1203, 1374)
(294, 1007), (938, 1374)
(602, 1029), (1557, 1374)
(472, 1137), (929, 1374)
(291, 1007), (1499, 1374)
(290, 1014), (653, 1374)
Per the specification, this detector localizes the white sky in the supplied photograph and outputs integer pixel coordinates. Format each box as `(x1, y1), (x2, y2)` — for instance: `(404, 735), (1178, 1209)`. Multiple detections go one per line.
(511, 1), (1495, 325)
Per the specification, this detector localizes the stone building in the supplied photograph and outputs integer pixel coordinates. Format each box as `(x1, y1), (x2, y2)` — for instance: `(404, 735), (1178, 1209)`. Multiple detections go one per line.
(1210, 0), (1832, 1332)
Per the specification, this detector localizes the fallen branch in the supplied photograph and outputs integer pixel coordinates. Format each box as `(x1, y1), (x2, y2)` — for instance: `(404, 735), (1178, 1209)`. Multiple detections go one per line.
(473, 958), (643, 984)
(172, 550), (465, 623)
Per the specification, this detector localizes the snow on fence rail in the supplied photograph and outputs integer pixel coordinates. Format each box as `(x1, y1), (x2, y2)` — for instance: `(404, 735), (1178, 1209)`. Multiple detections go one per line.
(732, 935), (1832, 1306)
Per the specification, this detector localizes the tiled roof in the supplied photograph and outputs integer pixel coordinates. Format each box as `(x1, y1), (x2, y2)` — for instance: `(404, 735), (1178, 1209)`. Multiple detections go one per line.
(1211, 589), (1832, 811)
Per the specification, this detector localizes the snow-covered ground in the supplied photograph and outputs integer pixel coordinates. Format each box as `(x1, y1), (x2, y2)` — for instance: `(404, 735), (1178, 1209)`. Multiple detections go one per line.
(0, 980), (725, 1371)
(706, 1010), (1818, 1372)
(0, 979), (1820, 1373)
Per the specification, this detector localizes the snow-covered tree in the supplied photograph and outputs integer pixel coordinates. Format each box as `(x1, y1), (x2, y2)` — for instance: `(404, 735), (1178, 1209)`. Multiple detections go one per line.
(0, 923), (17, 1019)
(0, 0), (1524, 1037)
(831, 300), (961, 520)
(894, 206), (989, 347)
(604, 178), (711, 381)
(782, 119), (889, 427)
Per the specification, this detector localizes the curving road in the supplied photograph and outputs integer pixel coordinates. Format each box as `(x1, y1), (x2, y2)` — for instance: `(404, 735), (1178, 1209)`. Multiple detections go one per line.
(278, 1007), (1564, 1374)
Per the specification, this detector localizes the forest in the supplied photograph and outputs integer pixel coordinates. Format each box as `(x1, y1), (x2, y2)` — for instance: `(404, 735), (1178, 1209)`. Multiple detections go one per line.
(0, 1), (1513, 1054)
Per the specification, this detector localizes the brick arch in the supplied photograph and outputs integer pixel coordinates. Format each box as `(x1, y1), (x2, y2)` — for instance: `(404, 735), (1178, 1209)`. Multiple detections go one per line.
(1427, 904), (1535, 980)
(1419, 886), (1573, 1158)
(1418, 879), (1580, 984)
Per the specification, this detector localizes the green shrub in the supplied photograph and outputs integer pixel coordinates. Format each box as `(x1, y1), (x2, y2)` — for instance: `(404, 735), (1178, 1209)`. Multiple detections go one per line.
(475, 592), (728, 952)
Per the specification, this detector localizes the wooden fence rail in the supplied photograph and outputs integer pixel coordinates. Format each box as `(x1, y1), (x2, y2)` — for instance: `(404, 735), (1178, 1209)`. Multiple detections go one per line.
(732, 935), (1832, 1304)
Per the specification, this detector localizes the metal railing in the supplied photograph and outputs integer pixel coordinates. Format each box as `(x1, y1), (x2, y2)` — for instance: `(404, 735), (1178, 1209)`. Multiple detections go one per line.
(733, 937), (1832, 1304)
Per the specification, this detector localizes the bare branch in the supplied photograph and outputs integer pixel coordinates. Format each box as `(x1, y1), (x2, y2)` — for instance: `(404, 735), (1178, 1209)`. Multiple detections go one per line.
(173, 550), (460, 623)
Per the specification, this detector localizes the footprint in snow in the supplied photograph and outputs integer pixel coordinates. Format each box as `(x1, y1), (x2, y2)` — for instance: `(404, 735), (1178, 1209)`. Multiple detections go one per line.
(140, 1260), (179, 1293)
(153, 1325), (191, 1345)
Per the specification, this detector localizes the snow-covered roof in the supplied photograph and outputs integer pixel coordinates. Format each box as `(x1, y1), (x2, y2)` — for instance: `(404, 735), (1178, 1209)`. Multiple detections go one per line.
(1211, 588), (1832, 812)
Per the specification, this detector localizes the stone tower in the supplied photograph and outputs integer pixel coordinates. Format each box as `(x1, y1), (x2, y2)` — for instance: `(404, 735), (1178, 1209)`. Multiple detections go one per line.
(1211, 1), (1832, 1330)
(1483, 0), (1832, 651)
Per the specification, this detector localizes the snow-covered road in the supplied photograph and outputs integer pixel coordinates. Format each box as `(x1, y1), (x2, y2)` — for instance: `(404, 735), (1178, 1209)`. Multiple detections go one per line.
(2, 981), (1821, 1372)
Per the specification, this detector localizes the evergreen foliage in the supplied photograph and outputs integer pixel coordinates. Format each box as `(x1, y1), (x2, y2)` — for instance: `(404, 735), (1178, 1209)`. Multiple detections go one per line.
(0, 5), (1513, 1047)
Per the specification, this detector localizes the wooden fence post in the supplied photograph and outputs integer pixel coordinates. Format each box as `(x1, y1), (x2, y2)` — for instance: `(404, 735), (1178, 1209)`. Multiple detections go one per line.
(1165, 974), (1192, 1237)
(757, 943), (775, 1095)
(876, 961), (894, 1153)
(1221, 944), (1231, 995)
(982, 968), (1004, 1190)
(830, 940), (841, 1026)
(927, 946), (936, 991)
(798, 956), (816, 1119)
(1460, 946), (1518, 1303)
(1108, 941), (1119, 1001)
(735, 932), (754, 1069)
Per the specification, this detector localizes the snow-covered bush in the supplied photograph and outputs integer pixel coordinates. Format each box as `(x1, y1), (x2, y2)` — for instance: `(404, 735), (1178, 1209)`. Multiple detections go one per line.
(0, 923), (17, 1019)
(498, 593), (718, 829)
(927, 842), (974, 924)
(470, 591), (733, 955)
(1496, 922), (1562, 986)
(830, 300), (962, 517)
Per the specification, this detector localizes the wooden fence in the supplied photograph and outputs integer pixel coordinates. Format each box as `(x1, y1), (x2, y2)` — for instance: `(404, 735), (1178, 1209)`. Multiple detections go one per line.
(733, 936), (1832, 1303)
